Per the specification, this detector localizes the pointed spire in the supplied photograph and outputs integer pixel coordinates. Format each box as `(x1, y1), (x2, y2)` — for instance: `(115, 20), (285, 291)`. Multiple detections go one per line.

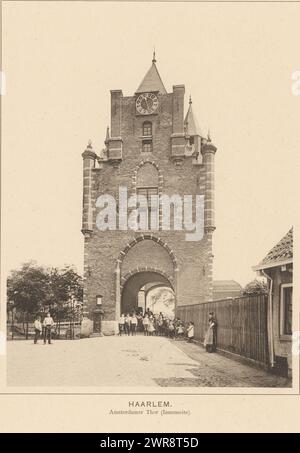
(105, 126), (110, 144)
(136, 51), (167, 94)
(152, 48), (156, 64)
(207, 129), (211, 142)
(87, 139), (93, 149)
(184, 96), (202, 137)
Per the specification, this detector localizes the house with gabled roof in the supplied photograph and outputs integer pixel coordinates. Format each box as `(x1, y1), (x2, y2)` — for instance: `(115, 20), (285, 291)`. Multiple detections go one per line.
(253, 228), (293, 377)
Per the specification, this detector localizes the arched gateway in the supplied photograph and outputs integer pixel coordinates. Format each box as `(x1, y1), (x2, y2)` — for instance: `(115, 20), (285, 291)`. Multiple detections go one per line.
(121, 270), (174, 315)
(81, 54), (217, 335)
(116, 236), (177, 321)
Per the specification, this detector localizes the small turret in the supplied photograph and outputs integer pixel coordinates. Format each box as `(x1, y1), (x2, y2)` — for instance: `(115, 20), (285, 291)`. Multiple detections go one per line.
(184, 95), (202, 163)
(81, 140), (97, 235)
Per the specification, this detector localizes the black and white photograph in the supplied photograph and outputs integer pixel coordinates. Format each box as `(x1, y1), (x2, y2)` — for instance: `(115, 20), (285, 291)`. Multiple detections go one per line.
(1, 0), (299, 415)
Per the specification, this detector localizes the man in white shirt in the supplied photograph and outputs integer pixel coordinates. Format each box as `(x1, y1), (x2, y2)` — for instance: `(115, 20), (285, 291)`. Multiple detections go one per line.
(43, 312), (54, 344)
(131, 314), (138, 336)
(34, 315), (42, 344)
(118, 314), (125, 336)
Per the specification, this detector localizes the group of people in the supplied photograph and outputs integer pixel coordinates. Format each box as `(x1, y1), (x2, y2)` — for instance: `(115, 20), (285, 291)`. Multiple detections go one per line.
(118, 309), (217, 352)
(33, 312), (54, 345)
(32, 309), (217, 352)
(118, 309), (195, 342)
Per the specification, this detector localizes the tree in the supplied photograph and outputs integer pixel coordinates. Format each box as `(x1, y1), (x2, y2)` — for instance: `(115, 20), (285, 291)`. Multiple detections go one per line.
(46, 266), (83, 336)
(7, 261), (50, 338)
(7, 262), (83, 338)
(243, 279), (268, 296)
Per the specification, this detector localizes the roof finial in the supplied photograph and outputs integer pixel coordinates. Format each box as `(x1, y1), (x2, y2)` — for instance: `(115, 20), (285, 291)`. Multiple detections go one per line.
(207, 129), (211, 142)
(152, 47), (156, 64)
(189, 95), (192, 105)
(105, 126), (110, 145)
(87, 139), (92, 148)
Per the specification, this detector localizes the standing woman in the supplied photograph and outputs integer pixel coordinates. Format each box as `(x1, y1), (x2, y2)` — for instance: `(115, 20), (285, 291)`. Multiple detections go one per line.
(204, 312), (217, 352)
(148, 316), (155, 336)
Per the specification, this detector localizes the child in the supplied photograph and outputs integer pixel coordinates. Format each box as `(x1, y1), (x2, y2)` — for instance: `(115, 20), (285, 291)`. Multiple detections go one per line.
(177, 321), (184, 340)
(187, 321), (194, 343)
(168, 320), (175, 339)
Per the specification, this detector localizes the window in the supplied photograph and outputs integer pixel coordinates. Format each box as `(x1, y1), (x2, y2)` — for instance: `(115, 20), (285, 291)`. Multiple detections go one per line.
(143, 122), (152, 137)
(136, 187), (159, 230)
(142, 140), (152, 153)
(136, 163), (159, 230)
(280, 284), (292, 337)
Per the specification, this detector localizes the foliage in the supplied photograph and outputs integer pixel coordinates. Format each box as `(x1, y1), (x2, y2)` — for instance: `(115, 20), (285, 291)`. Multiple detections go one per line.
(242, 279), (268, 296)
(7, 261), (83, 320)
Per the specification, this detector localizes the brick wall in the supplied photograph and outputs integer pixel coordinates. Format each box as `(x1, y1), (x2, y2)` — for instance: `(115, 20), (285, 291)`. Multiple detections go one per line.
(82, 86), (215, 332)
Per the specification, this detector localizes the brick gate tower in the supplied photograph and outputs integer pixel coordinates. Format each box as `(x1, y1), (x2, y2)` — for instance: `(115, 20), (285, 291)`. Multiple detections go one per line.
(81, 54), (217, 335)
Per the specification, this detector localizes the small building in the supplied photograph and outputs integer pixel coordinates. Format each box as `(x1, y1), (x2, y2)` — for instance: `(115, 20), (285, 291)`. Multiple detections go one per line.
(213, 280), (242, 301)
(253, 228), (293, 377)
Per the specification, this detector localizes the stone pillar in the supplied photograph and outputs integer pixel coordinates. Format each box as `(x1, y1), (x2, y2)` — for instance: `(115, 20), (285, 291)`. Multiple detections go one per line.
(202, 137), (217, 301)
(108, 90), (123, 165)
(110, 89), (122, 137)
(81, 141), (97, 325)
(115, 261), (121, 320)
(81, 141), (97, 234)
(171, 84), (186, 163)
(202, 138), (217, 233)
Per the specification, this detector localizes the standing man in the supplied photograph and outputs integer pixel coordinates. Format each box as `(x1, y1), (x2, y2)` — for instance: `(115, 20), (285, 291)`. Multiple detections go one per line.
(33, 315), (42, 344)
(43, 312), (54, 344)
(118, 313), (125, 336)
(124, 313), (131, 336)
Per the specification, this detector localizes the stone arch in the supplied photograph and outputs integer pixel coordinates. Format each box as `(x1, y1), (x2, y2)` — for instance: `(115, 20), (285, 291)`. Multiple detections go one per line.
(116, 234), (178, 271)
(142, 121), (152, 137)
(131, 160), (164, 196)
(115, 235), (178, 319)
(121, 267), (174, 290)
(120, 268), (174, 315)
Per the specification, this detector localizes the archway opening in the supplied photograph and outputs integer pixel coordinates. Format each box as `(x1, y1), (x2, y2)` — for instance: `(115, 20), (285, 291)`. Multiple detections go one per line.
(145, 285), (175, 319)
(121, 271), (174, 316)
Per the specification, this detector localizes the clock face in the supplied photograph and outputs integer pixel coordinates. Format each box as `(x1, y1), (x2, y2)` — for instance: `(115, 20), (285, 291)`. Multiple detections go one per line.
(136, 93), (159, 115)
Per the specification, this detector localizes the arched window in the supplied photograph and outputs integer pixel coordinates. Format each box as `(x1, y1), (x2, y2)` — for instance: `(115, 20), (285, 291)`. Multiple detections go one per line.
(143, 121), (152, 137)
(136, 163), (159, 230)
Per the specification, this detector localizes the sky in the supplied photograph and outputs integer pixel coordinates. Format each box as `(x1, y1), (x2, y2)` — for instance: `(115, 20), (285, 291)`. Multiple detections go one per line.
(2, 1), (300, 286)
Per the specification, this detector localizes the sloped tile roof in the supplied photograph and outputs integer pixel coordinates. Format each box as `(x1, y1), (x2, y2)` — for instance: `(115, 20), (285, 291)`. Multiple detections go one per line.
(254, 228), (293, 270)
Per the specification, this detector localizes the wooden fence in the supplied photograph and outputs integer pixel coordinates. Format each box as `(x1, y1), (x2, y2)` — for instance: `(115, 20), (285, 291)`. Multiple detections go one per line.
(177, 294), (269, 366)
